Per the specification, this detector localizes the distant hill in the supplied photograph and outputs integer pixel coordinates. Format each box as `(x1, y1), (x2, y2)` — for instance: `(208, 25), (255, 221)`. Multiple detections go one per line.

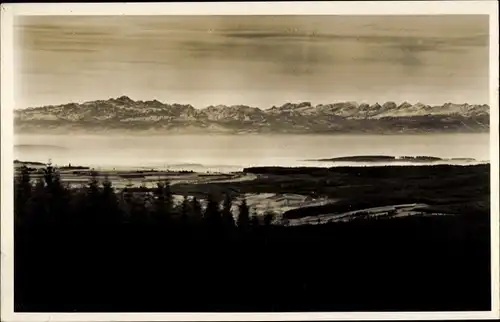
(304, 155), (477, 163)
(14, 96), (490, 134)
(14, 159), (46, 166)
(15, 144), (67, 150)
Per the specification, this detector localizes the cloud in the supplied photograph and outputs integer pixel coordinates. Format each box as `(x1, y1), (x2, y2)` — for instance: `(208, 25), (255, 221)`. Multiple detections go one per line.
(14, 15), (490, 107)
(220, 30), (488, 48)
(349, 33), (487, 68)
(211, 28), (488, 70)
(173, 34), (338, 76)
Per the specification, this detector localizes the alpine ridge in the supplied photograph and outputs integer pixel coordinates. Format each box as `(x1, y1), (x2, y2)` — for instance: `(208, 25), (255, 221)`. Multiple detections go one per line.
(14, 96), (490, 134)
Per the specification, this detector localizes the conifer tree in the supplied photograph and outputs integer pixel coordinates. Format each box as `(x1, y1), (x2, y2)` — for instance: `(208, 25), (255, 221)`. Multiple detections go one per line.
(121, 187), (134, 222)
(237, 198), (250, 229)
(85, 170), (101, 223)
(30, 177), (47, 224)
(101, 175), (120, 224)
(180, 195), (190, 227)
(164, 180), (174, 216)
(204, 194), (221, 228)
(70, 185), (88, 225)
(250, 208), (260, 227)
(14, 165), (32, 226)
(153, 181), (172, 224)
(43, 162), (55, 188)
(190, 196), (203, 224)
(41, 163), (67, 225)
(133, 190), (149, 225)
(263, 211), (275, 227)
(221, 193), (235, 229)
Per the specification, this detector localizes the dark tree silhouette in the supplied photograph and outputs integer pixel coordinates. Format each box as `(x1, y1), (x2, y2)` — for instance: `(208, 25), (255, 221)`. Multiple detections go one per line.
(190, 196), (203, 224)
(39, 163), (67, 225)
(101, 176), (121, 224)
(130, 187), (148, 225)
(250, 208), (260, 227)
(263, 211), (275, 227)
(180, 195), (190, 227)
(42, 162), (55, 187)
(237, 198), (250, 230)
(203, 194), (221, 231)
(29, 177), (47, 225)
(152, 181), (173, 224)
(164, 180), (174, 215)
(221, 193), (236, 230)
(14, 165), (32, 226)
(121, 187), (134, 223)
(53, 174), (68, 224)
(153, 182), (166, 217)
(84, 170), (102, 223)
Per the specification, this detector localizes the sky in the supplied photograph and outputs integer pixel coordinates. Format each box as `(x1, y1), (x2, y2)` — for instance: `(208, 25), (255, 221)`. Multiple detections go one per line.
(14, 15), (489, 109)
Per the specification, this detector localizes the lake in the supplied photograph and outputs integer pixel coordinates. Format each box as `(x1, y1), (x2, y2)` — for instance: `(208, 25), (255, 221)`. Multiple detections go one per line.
(14, 133), (490, 172)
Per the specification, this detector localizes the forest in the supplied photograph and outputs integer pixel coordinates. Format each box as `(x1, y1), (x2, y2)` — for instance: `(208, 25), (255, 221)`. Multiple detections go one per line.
(14, 164), (491, 312)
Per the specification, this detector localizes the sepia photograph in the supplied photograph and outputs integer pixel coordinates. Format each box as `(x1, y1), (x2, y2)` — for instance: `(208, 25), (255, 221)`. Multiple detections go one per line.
(1, 1), (499, 321)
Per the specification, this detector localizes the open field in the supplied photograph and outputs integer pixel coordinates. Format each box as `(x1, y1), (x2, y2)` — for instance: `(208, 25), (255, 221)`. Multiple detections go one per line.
(171, 164), (490, 219)
(15, 162), (490, 222)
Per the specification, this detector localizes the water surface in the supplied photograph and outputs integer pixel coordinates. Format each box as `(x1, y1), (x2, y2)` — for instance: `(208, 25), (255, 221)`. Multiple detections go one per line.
(14, 133), (490, 171)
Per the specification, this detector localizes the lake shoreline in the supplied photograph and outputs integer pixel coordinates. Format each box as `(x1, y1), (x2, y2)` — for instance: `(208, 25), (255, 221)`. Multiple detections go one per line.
(14, 162), (490, 221)
(14, 133), (490, 171)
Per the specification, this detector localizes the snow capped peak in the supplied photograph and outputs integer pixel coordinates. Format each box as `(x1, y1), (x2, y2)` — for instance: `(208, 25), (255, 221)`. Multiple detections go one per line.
(359, 103), (370, 110)
(279, 102), (297, 110)
(114, 95), (135, 104)
(345, 101), (359, 108)
(15, 97), (489, 134)
(382, 101), (397, 110)
(397, 101), (413, 109)
(297, 102), (313, 108)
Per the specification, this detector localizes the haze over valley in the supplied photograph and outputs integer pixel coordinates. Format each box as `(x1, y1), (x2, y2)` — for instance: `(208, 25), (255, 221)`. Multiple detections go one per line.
(15, 132), (489, 171)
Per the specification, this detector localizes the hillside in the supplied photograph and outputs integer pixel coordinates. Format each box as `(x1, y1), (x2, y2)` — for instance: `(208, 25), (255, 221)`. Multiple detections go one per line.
(14, 96), (490, 134)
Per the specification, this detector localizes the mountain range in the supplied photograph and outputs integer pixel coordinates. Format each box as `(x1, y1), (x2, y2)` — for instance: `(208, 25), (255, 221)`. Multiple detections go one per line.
(14, 96), (490, 134)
